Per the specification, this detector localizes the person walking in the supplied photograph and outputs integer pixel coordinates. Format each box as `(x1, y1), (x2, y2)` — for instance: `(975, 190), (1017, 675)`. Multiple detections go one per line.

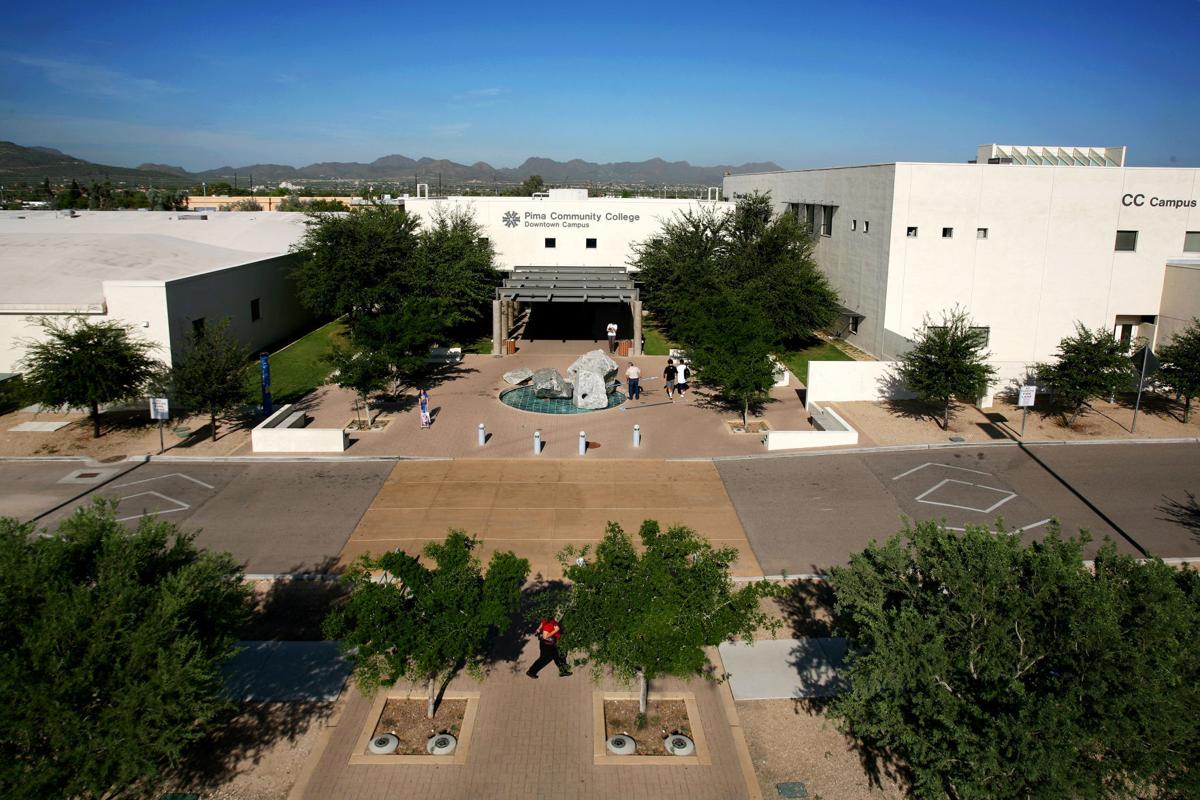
(606, 321), (619, 353)
(418, 388), (431, 429)
(526, 617), (572, 678)
(625, 361), (641, 400)
(675, 360), (689, 398)
(663, 359), (677, 400)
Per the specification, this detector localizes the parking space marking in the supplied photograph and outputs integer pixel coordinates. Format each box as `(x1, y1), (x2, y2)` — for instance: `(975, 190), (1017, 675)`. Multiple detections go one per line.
(111, 472), (216, 490)
(115, 491), (191, 522)
(891, 462), (991, 481)
(915, 478), (1017, 514)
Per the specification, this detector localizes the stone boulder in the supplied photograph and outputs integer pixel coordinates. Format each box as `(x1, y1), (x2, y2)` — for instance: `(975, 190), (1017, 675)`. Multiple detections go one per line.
(567, 350), (618, 384)
(502, 368), (534, 385)
(532, 368), (572, 399)
(573, 369), (608, 410)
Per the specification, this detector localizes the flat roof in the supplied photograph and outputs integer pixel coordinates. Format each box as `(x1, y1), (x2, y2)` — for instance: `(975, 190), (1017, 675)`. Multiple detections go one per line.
(0, 211), (308, 308)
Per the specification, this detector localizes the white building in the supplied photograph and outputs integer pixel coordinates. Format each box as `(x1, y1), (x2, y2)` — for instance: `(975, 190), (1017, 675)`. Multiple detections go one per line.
(723, 146), (1200, 363)
(402, 189), (732, 353)
(0, 210), (315, 375)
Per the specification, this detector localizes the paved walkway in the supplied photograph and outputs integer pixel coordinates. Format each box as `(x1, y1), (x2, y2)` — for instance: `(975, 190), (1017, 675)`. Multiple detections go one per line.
(719, 639), (848, 700)
(299, 636), (753, 800)
(338, 459), (764, 579)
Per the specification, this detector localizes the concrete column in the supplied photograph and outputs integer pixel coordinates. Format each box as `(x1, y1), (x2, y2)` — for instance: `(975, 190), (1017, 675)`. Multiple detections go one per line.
(492, 299), (502, 355)
(630, 300), (643, 356)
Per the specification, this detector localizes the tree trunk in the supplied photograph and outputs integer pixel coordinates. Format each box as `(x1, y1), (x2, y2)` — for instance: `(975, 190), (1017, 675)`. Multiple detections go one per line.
(1068, 407), (1082, 428)
(638, 670), (648, 714)
(426, 676), (436, 719)
(91, 401), (101, 438)
(742, 399), (748, 428)
(943, 399), (951, 431)
(210, 409), (218, 442)
(1185, 396), (1191, 424)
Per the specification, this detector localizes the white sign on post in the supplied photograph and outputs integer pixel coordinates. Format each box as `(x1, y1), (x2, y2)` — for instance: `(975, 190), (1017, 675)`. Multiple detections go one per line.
(1017, 386), (1037, 407)
(149, 397), (170, 420)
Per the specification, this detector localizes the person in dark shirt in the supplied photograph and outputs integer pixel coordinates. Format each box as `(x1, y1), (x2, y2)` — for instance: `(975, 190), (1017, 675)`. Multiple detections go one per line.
(526, 617), (572, 678)
(663, 359), (677, 400)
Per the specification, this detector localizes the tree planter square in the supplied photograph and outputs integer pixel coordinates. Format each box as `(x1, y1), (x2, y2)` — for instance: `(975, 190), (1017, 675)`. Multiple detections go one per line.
(350, 689), (479, 765)
(592, 691), (710, 765)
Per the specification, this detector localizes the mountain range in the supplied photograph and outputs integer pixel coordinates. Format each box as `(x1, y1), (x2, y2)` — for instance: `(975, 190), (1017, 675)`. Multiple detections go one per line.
(0, 141), (782, 187)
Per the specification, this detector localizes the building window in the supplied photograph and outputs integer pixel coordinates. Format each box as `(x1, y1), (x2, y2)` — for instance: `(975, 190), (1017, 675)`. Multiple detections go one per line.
(805, 204), (816, 231)
(977, 227), (989, 239)
(545, 237), (556, 248)
(907, 226), (918, 238)
(787, 203), (801, 220)
(586, 238), (597, 249)
(942, 227), (954, 238)
(931, 325), (989, 346)
(1118, 323), (1134, 348)
(1115, 230), (1138, 252)
(1185, 231), (1200, 252)
(250, 298), (261, 322)
(192, 318), (206, 336)
(821, 205), (835, 236)
(863, 220), (869, 233)
(851, 219), (857, 231)
(479, 237), (489, 247)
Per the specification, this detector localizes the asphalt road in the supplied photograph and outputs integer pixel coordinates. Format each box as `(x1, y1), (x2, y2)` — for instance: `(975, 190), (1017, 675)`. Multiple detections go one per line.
(2, 460), (393, 574)
(718, 442), (1199, 575)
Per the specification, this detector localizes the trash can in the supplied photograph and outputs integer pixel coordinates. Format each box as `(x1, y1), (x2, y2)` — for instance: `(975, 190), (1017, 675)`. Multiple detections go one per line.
(504, 338), (517, 355)
(617, 339), (632, 357)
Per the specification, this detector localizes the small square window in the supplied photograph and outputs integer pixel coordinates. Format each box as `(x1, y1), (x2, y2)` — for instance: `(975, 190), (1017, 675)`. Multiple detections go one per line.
(1184, 231), (1200, 252)
(545, 237), (556, 248)
(586, 238), (597, 249)
(907, 226), (918, 238)
(250, 298), (261, 322)
(479, 236), (489, 247)
(942, 227), (953, 238)
(851, 219), (857, 231)
(977, 228), (989, 239)
(1115, 230), (1138, 252)
(863, 221), (869, 233)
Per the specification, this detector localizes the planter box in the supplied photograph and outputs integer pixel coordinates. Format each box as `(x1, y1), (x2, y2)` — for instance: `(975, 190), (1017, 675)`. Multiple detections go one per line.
(350, 688), (480, 765)
(592, 691), (710, 766)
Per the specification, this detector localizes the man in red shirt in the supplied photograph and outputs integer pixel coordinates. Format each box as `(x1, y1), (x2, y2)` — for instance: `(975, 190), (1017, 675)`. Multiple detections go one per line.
(526, 617), (572, 678)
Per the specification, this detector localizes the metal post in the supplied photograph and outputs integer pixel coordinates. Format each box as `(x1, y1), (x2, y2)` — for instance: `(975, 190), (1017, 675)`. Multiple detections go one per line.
(158, 419), (165, 455)
(578, 431), (586, 455)
(1020, 407), (1028, 438)
(633, 424), (641, 447)
(1131, 348), (1152, 434)
(478, 423), (486, 447)
(533, 430), (541, 455)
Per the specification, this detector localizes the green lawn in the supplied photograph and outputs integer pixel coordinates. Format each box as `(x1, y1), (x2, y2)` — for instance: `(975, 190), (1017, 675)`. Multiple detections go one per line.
(642, 321), (677, 356)
(778, 340), (853, 385)
(252, 319), (347, 405)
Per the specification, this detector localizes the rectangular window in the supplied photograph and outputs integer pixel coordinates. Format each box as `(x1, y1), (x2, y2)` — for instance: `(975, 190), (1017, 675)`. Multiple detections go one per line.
(851, 219), (857, 231)
(805, 204), (816, 231)
(1118, 324), (1134, 348)
(787, 203), (801, 220)
(1115, 230), (1138, 251)
(250, 298), (261, 322)
(1185, 231), (1200, 252)
(942, 227), (954, 238)
(821, 205), (835, 236)
(970, 326), (990, 347)
(545, 237), (556, 248)
(907, 226), (918, 238)
(586, 238), (597, 249)
(192, 318), (205, 336)
(863, 220), (869, 233)
(977, 227), (989, 239)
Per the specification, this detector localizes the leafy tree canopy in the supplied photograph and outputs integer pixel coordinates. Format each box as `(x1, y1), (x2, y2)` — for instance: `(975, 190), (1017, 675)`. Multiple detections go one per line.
(170, 318), (251, 441)
(519, 175), (546, 195)
(828, 520), (1200, 800)
(324, 531), (529, 717)
(557, 521), (780, 711)
(1037, 323), (1133, 426)
(1158, 317), (1200, 422)
(681, 289), (777, 425)
(896, 307), (998, 430)
(19, 316), (162, 438)
(0, 501), (250, 800)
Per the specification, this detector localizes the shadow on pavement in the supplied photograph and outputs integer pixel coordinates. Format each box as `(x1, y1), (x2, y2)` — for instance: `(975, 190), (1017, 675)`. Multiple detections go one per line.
(1157, 491), (1200, 541)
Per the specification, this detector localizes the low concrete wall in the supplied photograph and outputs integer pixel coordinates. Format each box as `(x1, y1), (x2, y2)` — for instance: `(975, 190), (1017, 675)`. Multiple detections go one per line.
(252, 404), (347, 453)
(763, 404), (859, 451)
(806, 360), (1040, 410)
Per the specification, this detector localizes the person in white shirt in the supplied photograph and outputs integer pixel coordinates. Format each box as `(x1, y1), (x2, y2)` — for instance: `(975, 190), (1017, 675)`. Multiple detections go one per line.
(625, 362), (641, 400)
(606, 321), (618, 352)
(675, 360), (689, 397)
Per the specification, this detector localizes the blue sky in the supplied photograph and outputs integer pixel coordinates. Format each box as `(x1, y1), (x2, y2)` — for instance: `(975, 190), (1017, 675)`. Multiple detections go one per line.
(1, 1), (1197, 171)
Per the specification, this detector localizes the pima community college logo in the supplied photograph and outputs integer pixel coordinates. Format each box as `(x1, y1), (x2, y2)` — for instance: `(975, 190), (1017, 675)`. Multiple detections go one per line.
(502, 211), (520, 228)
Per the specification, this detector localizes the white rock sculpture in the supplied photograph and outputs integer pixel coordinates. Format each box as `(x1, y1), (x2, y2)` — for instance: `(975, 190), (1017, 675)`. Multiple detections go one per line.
(567, 350), (618, 384)
(502, 368), (534, 385)
(533, 368), (572, 399)
(573, 369), (608, 410)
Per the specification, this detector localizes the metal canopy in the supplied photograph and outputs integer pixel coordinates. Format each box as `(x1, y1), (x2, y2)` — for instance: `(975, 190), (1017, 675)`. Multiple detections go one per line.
(498, 265), (639, 303)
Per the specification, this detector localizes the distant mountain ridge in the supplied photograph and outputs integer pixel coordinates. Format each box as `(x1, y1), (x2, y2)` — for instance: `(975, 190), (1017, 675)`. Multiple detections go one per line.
(1, 141), (782, 186)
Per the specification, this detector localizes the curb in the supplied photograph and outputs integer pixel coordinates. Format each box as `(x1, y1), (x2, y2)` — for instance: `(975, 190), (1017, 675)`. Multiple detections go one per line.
(133, 454), (450, 463)
(0, 455), (94, 462)
(710, 436), (1198, 462)
(706, 645), (764, 800)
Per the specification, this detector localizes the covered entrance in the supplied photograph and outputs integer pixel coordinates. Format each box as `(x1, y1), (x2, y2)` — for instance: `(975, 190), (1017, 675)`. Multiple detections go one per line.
(492, 265), (642, 355)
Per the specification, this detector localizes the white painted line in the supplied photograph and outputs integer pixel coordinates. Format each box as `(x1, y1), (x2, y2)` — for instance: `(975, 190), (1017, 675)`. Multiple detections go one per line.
(892, 461), (992, 481)
(1019, 518), (1053, 531)
(115, 491), (190, 522)
(112, 472), (216, 490)
(915, 479), (1016, 513)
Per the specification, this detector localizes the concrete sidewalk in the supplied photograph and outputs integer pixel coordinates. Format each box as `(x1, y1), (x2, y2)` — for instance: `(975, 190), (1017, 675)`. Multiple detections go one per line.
(718, 638), (848, 700)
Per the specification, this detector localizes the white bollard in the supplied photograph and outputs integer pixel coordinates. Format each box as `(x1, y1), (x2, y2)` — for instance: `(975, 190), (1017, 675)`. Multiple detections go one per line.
(533, 430), (541, 455)
(633, 424), (641, 448)
(478, 423), (486, 447)
(578, 431), (586, 456)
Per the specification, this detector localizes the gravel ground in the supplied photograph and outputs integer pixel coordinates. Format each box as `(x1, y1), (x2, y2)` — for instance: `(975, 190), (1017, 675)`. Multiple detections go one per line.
(737, 699), (906, 800)
(0, 407), (253, 459)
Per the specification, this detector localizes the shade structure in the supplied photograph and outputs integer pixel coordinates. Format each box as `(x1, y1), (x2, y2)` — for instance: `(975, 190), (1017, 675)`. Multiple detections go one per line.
(497, 265), (639, 304)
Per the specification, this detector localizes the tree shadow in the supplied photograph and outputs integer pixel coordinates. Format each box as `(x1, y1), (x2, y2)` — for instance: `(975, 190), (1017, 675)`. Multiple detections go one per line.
(484, 578), (570, 676)
(778, 578), (836, 638)
(688, 383), (778, 418)
(240, 557), (346, 642)
(1113, 390), (1189, 423)
(1157, 492), (1200, 541)
(791, 695), (913, 793)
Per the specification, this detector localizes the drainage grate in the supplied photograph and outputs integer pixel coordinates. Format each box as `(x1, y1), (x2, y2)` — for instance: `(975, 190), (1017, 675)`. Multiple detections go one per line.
(776, 781), (809, 798)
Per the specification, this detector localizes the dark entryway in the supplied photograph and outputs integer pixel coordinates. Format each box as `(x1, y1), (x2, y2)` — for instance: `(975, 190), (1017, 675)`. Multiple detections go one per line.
(493, 266), (642, 355)
(521, 301), (632, 343)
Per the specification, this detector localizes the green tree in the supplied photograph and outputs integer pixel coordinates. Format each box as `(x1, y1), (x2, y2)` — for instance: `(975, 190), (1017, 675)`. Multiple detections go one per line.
(519, 174), (546, 195)
(1158, 318), (1200, 423)
(325, 531), (529, 717)
(409, 205), (501, 331)
(895, 307), (998, 430)
(352, 300), (447, 393)
(1037, 323), (1133, 426)
(324, 341), (391, 425)
(171, 318), (251, 441)
(205, 181), (234, 195)
(828, 520), (1200, 800)
(19, 317), (161, 438)
(53, 179), (84, 210)
(291, 205), (421, 322)
(0, 500), (250, 800)
(682, 290), (776, 426)
(557, 521), (780, 712)
(225, 198), (262, 211)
